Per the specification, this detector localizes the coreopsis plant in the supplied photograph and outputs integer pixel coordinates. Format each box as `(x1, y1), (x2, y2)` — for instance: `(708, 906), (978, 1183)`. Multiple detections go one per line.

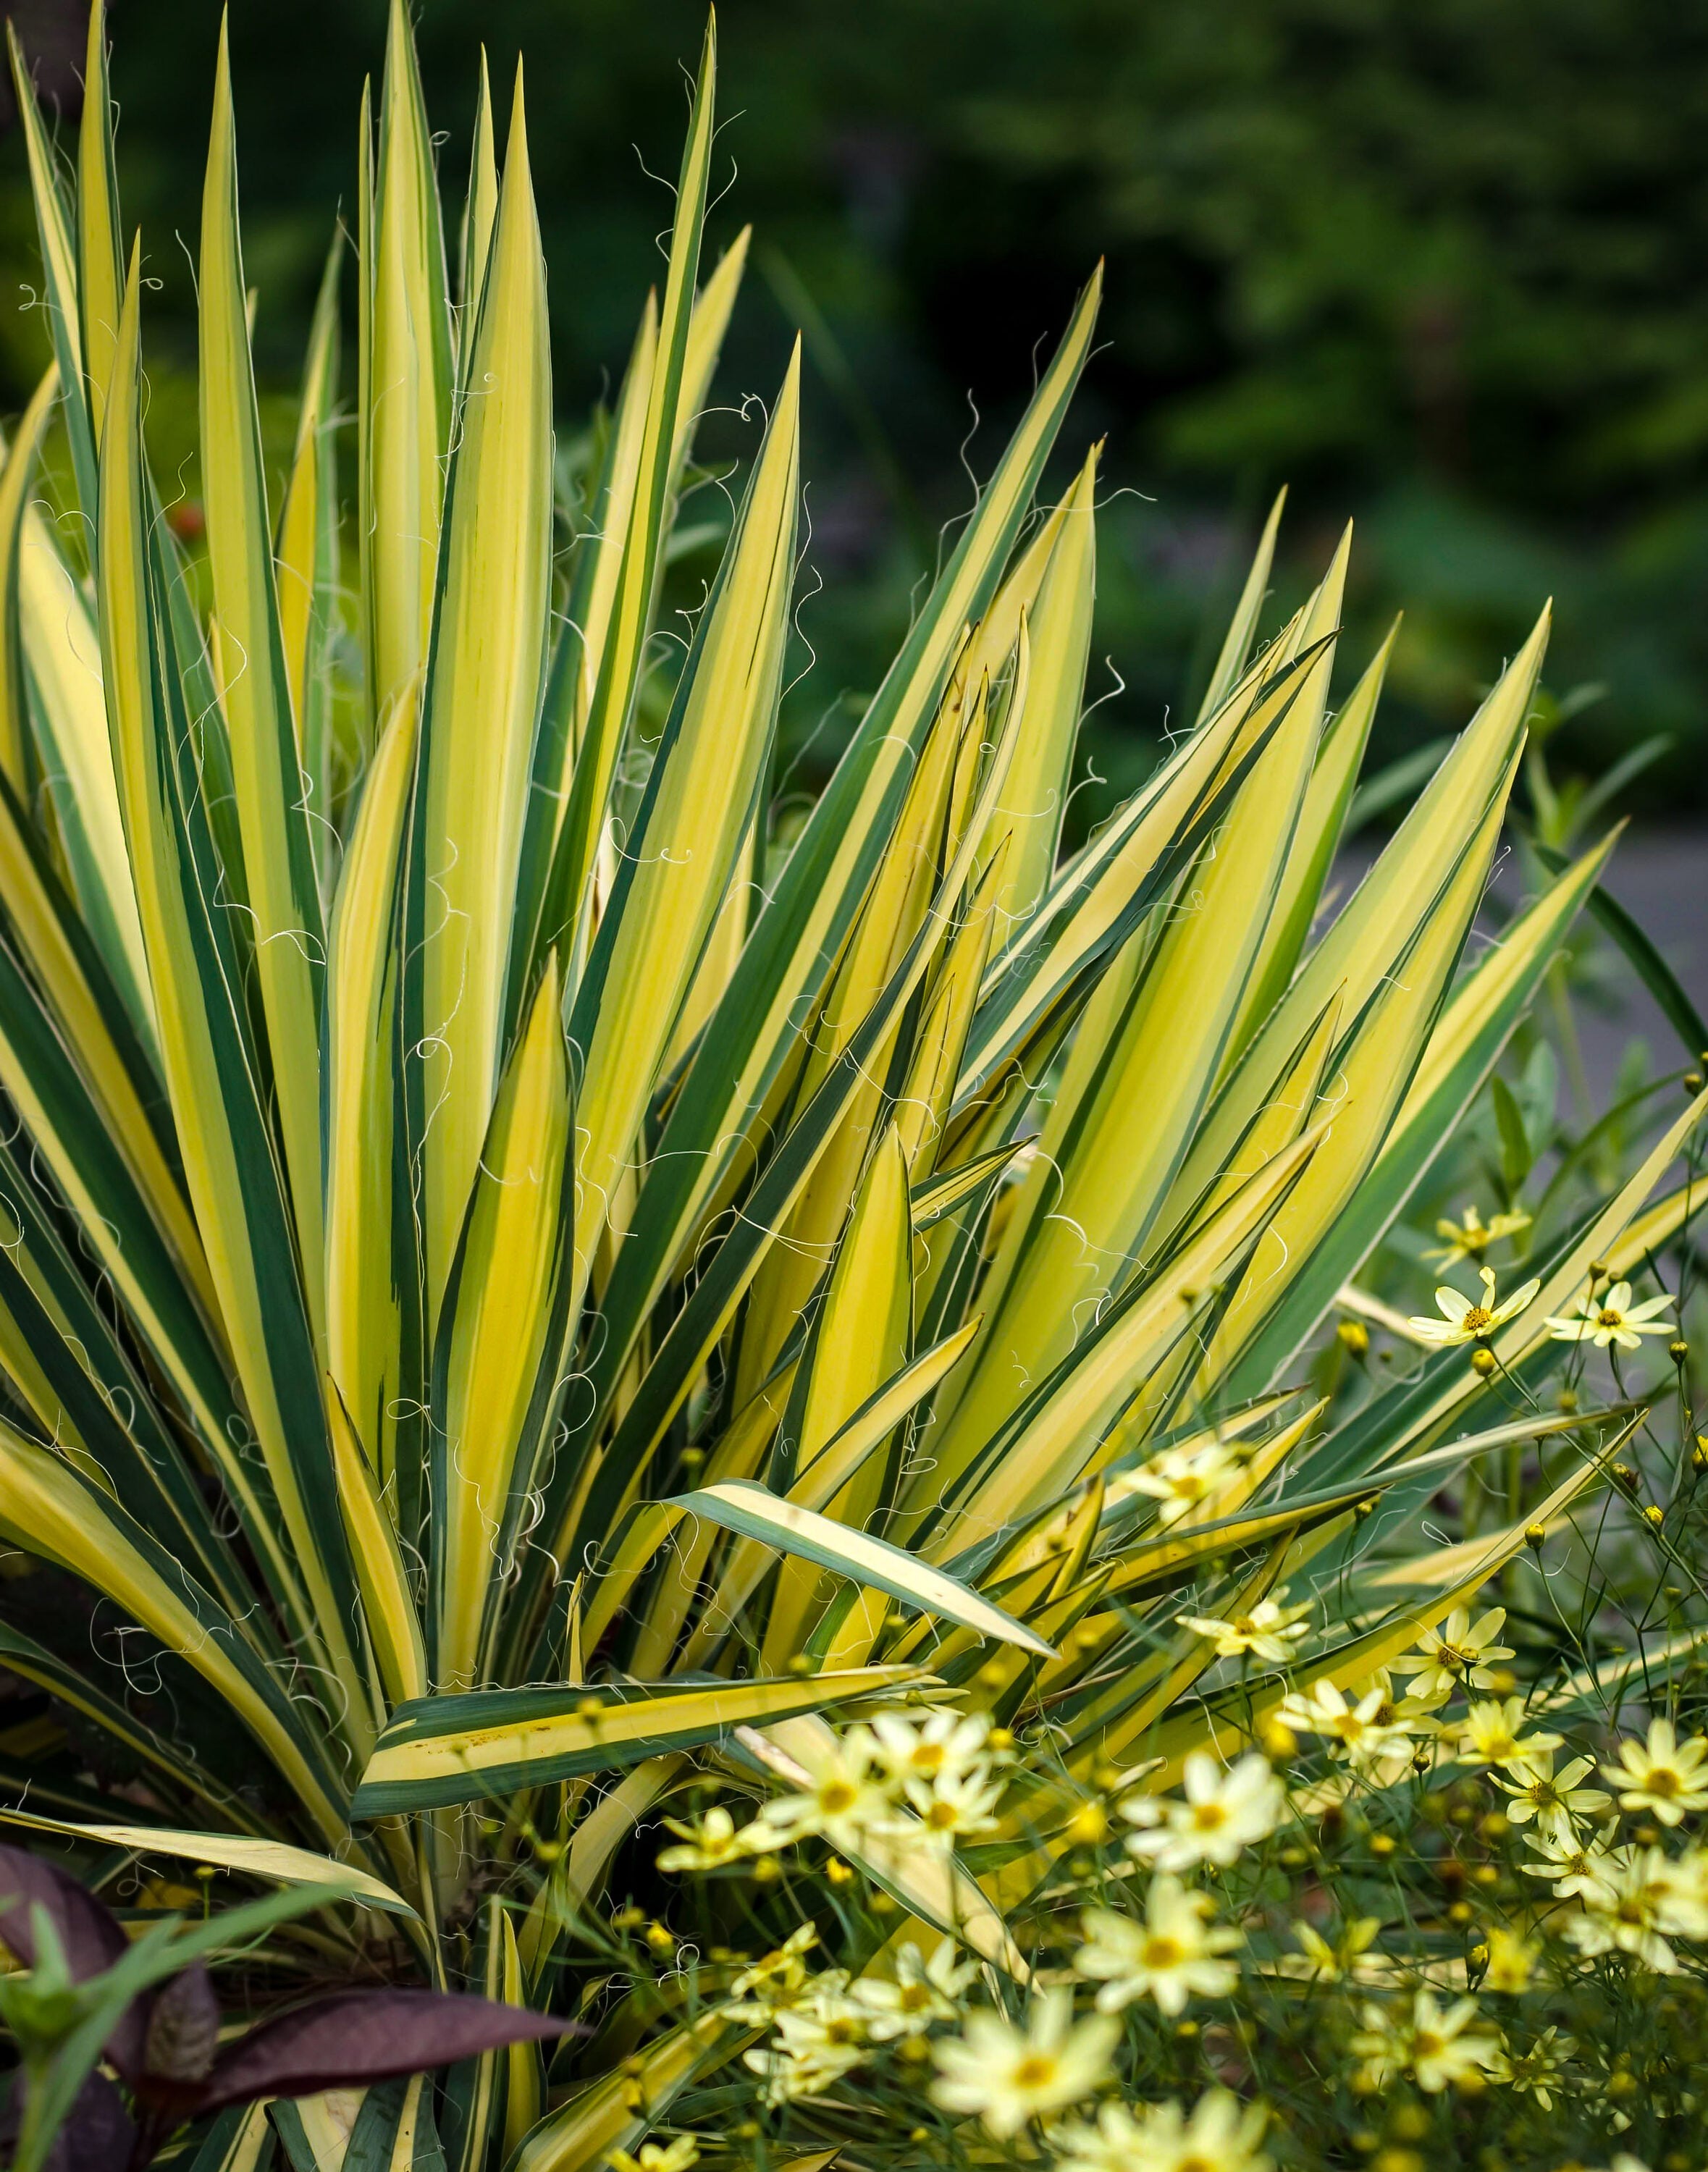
(0, 2), (1701, 2168)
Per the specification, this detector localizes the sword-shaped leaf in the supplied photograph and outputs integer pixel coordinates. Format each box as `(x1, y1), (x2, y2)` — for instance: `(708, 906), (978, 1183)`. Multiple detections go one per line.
(353, 1668), (912, 1817)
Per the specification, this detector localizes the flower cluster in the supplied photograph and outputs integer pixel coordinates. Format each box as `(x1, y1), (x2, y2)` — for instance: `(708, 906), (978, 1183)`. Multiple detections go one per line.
(737, 1932), (975, 2105)
(657, 1706), (1011, 1877)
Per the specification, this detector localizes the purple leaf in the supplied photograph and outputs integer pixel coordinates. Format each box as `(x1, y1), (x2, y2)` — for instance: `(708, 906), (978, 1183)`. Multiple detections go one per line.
(197, 1988), (573, 2113)
(0, 1842), (127, 1981)
(0, 1842), (148, 2081)
(0, 2071), (136, 2172)
(126, 1963), (230, 2126)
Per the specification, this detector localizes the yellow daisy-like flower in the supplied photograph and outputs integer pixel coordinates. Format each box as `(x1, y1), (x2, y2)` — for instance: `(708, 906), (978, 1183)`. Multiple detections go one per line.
(1478, 1924), (1538, 1994)
(1048, 2090), (1271, 2172)
(1494, 1749), (1611, 1830)
(1125, 1437), (1244, 1528)
(1564, 1846), (1679, 1973)
(1176, 1592), (1311, 1663)
(930, 1988), (1118, 2138)
(1350, 1989), (1501, 2094)
(851, 1939), (974, 2040)
(1073, 1877), (1242, 2016)
(1429, 1203), (1531, 1266)
(1291, 1915), (1380, 1983)
(1545, 1279), (1675, 1351)
(608, 2139), (700, 2172)
(1602, 1717), (1708, 1824)
(655, 1804), (761, 1872)
(725, 1924), (820, 2019)
(1490, 2026), (1573, 2109)
(1453, 1695), (1562, 1772)
(1409, 1264), (1539, 1347)
(1122, 1752), (1284, 1871)
(1273, 1679), (1418, 1774)
(1394, 1604), (1514, 1702)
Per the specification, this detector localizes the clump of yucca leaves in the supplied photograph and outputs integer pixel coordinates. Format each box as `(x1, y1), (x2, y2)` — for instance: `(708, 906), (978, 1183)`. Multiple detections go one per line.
(0, 2), (1701, 2166)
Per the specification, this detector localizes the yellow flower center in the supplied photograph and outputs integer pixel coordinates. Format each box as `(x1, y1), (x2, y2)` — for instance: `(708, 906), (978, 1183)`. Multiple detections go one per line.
(1011, 2055), (1057, 2090)
(899, 1983), (930, 2011)
(911, 1743), (946, 1774)
(824, 2017), (859, 2045)
(1597, 1308), (1624, 1328)
(820, 1781), (859, 1815)
(1615, 1899), (1648, 1926)
(1646, 1767), (1680, 1796)
(1413, 2030), (1444, 2060)
(926, 1800), (959, 1830)
(1191, 1802), (1229, 1832)
(1143, 1936), (1185, 1969)
(1462, 1306), (1493, 1335)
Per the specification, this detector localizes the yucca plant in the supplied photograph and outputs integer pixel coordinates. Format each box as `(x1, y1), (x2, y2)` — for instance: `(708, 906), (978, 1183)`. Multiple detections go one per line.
(0, 4), (1701, 2167)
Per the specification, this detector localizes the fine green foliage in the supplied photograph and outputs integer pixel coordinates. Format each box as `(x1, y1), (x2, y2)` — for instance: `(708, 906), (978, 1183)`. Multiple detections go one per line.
(0, 7), (1701, 2169)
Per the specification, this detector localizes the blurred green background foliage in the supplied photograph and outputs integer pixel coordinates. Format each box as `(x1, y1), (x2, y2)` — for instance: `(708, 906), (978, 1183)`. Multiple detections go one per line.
(3, 0), (1706, 822)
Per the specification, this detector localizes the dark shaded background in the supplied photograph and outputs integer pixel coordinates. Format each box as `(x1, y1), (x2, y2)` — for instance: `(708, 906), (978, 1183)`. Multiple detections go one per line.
(4, 0), (1707, 820)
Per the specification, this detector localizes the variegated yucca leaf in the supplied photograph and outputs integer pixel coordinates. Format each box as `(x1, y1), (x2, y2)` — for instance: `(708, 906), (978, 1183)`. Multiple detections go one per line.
(0, 6), (1696, 2166)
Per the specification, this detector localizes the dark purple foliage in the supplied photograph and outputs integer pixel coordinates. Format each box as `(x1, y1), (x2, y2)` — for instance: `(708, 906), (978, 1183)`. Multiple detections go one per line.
(0, 1844), (571, 2169)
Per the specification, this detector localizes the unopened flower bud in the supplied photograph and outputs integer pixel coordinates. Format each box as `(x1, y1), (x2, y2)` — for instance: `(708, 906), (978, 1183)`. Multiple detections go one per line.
(1670, 1339), (1688, 1363)
(1337, 1318), (1371, 1356)
(1260, 1719), (1299, 1761)
(1644, 1503), (1665, 1528)
(1524, 1522), (1547, 1550)
(1471, 1348), (1497, 1378)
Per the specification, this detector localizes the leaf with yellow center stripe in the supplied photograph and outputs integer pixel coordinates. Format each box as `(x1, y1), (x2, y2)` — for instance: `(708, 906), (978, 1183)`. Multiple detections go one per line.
(99, 239), (371, 1755)
(77, 2), (125, 447)
(0, 1806), (418, 1921)
(0, 1417), (350, 1845)
(5, 25), (96, 515)
(526, 19), (718, 986)
(361, 0), (453, 735)
(576, 272), (1104, 1475)
(673, 1481), (1056, 1660)
(430, 959), (573, 1691)
(200, 23), (329, 1338)
(325, 680), (416, 1485)
(274, 233), (342, 831)
(353, 1667), (917, 1817)
(567, 345), (800, 1299)
(407, 61), (554, 1323)
(929, 639), (1330, 1489)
